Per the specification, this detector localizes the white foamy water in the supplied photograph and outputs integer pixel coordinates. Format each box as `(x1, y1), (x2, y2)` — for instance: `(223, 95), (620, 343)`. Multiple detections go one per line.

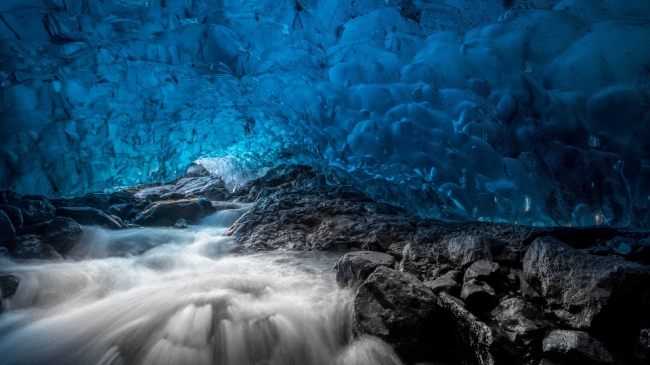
(0, 207), (401, 365)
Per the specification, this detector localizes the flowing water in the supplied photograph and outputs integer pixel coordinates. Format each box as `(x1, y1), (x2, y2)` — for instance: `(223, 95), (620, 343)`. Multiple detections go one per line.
(0, 205), (402, 365)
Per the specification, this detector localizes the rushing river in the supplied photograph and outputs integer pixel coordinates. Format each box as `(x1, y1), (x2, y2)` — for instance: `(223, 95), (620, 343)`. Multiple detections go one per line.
(0, 205), (401, 365)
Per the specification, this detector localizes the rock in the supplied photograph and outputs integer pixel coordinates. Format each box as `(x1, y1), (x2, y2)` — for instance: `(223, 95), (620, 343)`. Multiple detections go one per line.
(56, 207), (122, 230)
(0, 204), (23, 230)
(133, 199), (216, 226)
(55, 193), (109, 211)
(542, 330), (614, 365)
(464, 259), (510, 292)
(162, 192), (185, 200)
(108, 204), (132, 219)
(492, 298), (549, 345)
(386, 243), (406, 260)
(335, 251), (395, 288)
(444, 235), (514, 268)
(9, 199), (56, 226)
(435, 292), (514, 365)
(259, 164), (314, 188)
(399, 258), (422, 279)
(44, 217), (83, 255)
(461, 279), (498, 312)
(424, 270), (462, 296)
(524, 237), (650, 346)
(636, 328), (650, 360)
(0, 210), (16, 249)
(108, 191), (136, 205)
(173, 218), (187, 229)
(10, 235), (62, 260)
(0, 190), (20, 204)
(354, 266), (439, 362)
(0, 274), (19, 298)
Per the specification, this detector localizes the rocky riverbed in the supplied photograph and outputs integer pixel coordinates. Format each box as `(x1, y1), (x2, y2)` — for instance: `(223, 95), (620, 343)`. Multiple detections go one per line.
(1, 164), (650, 365)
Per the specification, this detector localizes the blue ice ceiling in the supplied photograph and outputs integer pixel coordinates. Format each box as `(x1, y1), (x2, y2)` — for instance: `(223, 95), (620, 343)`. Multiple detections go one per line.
(1, 0), (650, 227)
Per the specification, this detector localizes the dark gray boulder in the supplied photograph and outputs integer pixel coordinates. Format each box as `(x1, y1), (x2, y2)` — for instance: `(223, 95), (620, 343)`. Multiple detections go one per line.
(523, 237), (650, 346)
(542, 330), (614, 365)
(57, 207), (122, 230)
(435, 292), (514, 365)
(0, 190), (20, 204)
(0, 210), (16, 249)
(444, 235), (514, 268)
(464, 259), (510, 292)
(354, 266), (439, 362)
(335, 251), (395, 288)
(10, 235), (62, 260)
(44, 217), (83, 255)
(0, 204), (23, 230)
(0, 274), (19, 298)
(424, 270), (462, 296)
(492, 298), (550, 345)
(9, 199), (55, 226)
(133, 199), (216, 227)
(54, 193), (109, 211)
(461, 279), (498, 312)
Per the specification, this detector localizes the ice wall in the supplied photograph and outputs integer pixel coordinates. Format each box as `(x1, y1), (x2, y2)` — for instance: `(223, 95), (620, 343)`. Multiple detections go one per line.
(1, 0), (649, 227)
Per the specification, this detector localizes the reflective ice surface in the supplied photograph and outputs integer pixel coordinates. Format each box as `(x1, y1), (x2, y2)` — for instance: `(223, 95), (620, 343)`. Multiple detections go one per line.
(1, 0), (649, 226)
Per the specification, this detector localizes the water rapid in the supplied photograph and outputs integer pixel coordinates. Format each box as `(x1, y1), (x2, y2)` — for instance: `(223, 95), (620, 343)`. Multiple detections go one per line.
(0, 206), (402, 365)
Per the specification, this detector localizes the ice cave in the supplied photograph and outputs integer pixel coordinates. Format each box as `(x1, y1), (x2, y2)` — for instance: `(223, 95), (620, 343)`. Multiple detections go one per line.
(1, 1), (649, 364)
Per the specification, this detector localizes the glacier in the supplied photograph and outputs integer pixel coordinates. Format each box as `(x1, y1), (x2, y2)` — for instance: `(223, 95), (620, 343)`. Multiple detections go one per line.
(1, 0), (649, 227)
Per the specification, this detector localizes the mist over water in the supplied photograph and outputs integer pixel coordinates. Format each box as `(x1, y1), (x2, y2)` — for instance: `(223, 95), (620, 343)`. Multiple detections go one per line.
(0, 207), (401, 365)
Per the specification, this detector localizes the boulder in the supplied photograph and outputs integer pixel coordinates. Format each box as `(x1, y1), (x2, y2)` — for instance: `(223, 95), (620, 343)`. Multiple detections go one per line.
(9, 199), (56, 226)
(524, 237), (650, 346)
(0, 274), (19, 298)
(491, 298), (549, 345)
(173, 218), (187, 229)
(461, 279), (498, 312)
(424, 270), (462, 296)
(0, 204), (23, 230)
(0, 210), (16, 249)
(464, 259), (510, 292)
(542, 330), (614, 365)
(435, 292), (514, 365)
(55, 193), (109, 211)
(354, 266), (439, 362)
(10, 235), (62, 260)
(133, 199), (216, 226)
(44, 217), (83, 255)
(108, 191), (136, 205)
(444, 235), (514, 268)
(183, 163), (213, 178)
(56, 207), (122, 230)
(335, 251), (395, 288)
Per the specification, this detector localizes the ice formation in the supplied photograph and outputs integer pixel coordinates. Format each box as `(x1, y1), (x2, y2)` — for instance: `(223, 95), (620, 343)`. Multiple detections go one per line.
(1, 0), (649, 227)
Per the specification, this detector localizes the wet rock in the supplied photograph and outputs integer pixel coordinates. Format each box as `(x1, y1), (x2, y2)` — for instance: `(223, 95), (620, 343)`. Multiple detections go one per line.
(492, 298), (549, 345)
(44, 217), (83, 255)
(524, 236), (650, 346)
(133, 199), (216, 227)
(0, 204), (23, 230)
(10, 235), (62, 260)
(173, 218), (187, 229)
(162, 192), (186, 200)
(444, 235), (515, 268)
(386, 243), (406, 260)
(461, 279), (498, 312)
(542, 330), (614, 365)
(9, 199), (56, 226)
(335, 251), (395, 288)
(424, 270), (462, 296)
(354, 266), (439, 362)
(435, 292), (514, 365)
(0, 210), (16, 249)
(0, 274), (19, 298)
(107, 204), (132, 220)
(56, 207), (122, 230)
